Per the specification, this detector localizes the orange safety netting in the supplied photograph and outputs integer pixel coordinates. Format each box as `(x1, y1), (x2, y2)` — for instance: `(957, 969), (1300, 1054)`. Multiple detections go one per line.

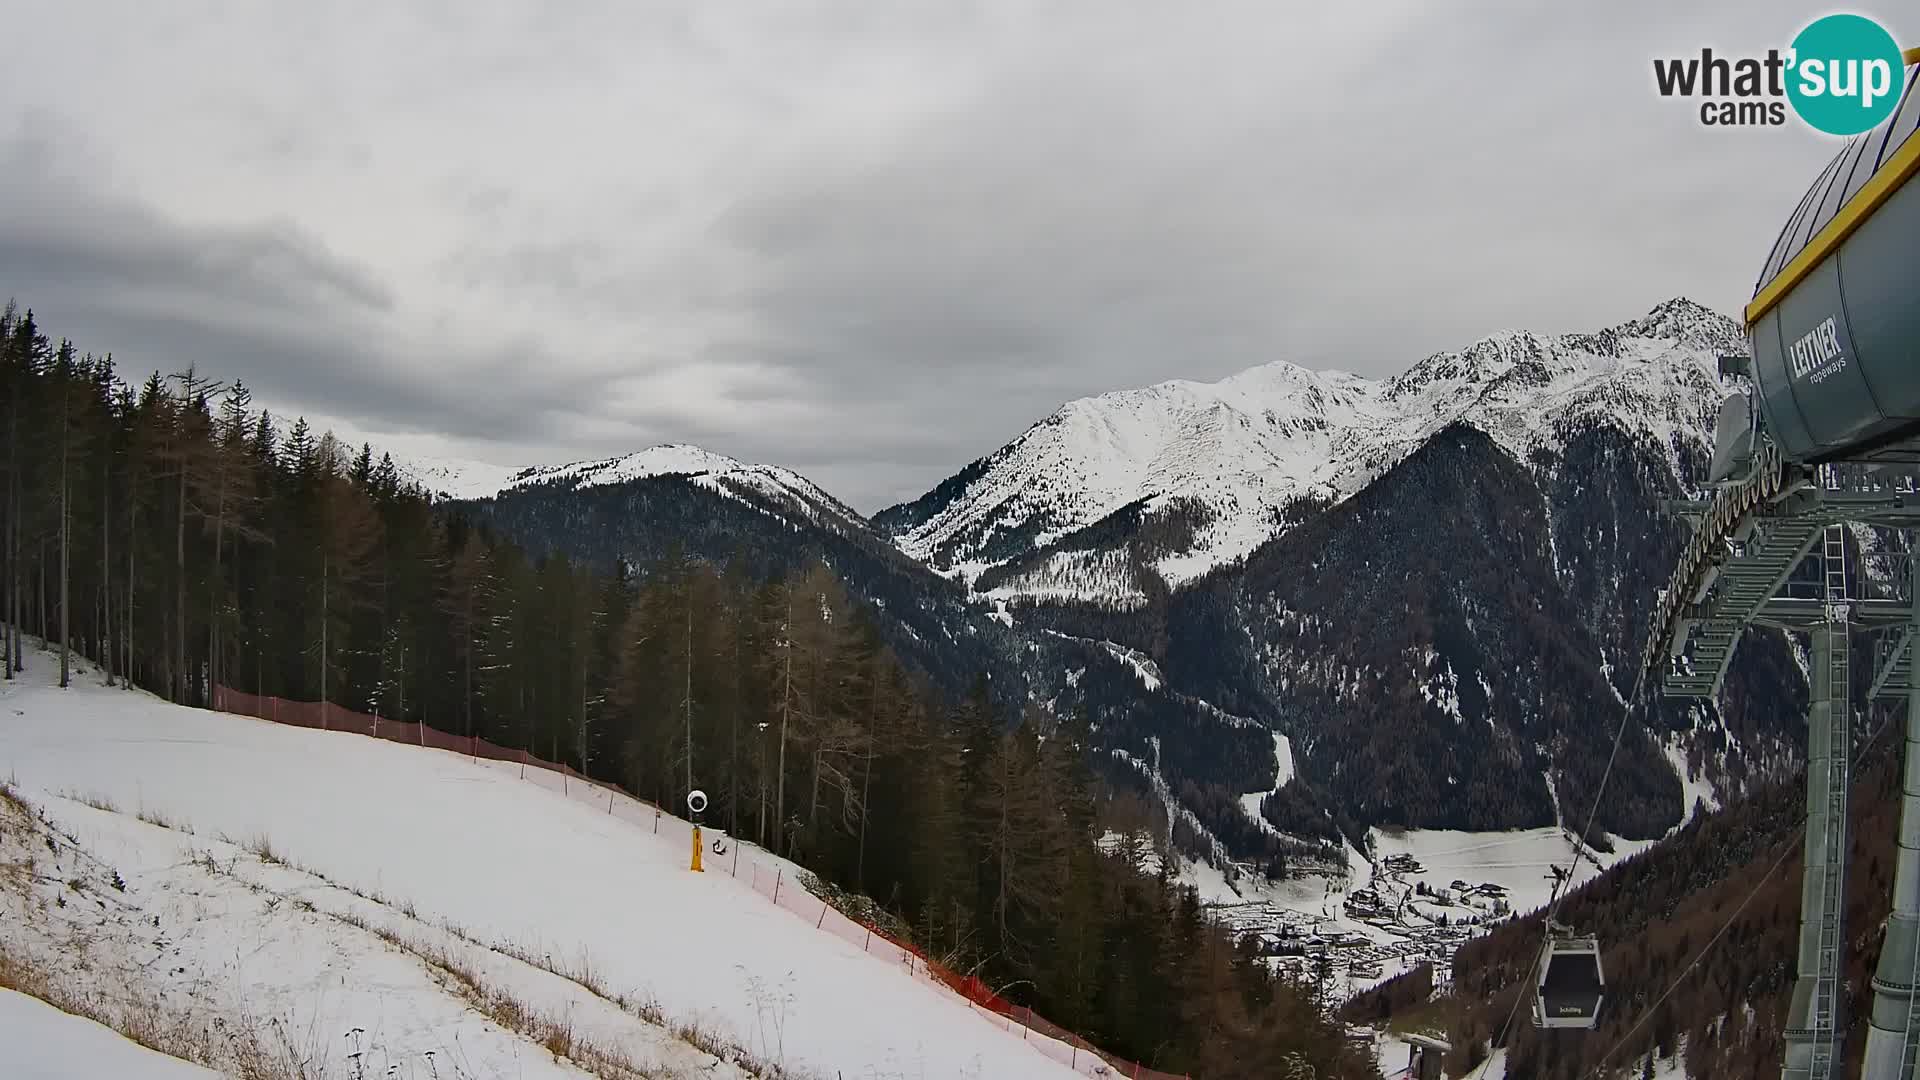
(211, 687), (1191, 1080)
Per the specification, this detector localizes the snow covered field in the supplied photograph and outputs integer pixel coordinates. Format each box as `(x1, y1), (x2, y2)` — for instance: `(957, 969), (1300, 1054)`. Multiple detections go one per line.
(0, 988), (220, 1080)
(1366, 825), (1660, 920)
(0, 648), (1084, 1079)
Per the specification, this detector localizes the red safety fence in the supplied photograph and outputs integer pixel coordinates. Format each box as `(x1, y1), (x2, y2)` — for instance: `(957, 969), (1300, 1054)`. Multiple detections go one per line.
(210, 687), (1191, 1080)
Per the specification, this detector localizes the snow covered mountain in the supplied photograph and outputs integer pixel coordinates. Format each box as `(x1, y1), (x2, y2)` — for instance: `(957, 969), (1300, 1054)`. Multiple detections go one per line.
(393, 298), (1795, 859)
(402, 443), (869, 539)
(878, 298), (1742, 605)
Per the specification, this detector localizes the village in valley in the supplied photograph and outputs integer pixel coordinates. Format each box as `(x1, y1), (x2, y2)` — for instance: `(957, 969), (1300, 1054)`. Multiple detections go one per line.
(1199, 844), (1529, 1001)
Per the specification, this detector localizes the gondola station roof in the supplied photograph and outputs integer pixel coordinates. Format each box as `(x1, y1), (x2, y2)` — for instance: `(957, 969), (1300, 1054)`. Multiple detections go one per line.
(1747, 52), (1920, 466)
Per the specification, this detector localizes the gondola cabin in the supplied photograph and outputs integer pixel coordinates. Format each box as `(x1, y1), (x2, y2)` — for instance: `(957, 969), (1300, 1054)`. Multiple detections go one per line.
(1533, 936), (1604, 1030)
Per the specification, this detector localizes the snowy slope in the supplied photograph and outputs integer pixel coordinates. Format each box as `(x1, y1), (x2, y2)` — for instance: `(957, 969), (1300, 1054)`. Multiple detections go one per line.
(0, 651), (1081, 1080)
(390, 452), (530, 501)
(0, 989), (220, 1080)
(399, 444), (868, 535)
(1238, 731), (1295, 836)
(882, 298), (1737, 599)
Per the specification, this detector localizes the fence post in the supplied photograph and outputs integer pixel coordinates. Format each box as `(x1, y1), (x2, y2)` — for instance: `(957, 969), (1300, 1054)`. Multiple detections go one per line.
(773, 869), (782, 903)
(863, 925), (872, 951)
(816, 903), (827, 929)
(731, 843), (740, 877)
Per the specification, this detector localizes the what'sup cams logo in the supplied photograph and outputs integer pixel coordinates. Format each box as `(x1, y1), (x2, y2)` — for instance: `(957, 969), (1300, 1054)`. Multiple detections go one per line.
(1654, 13), (1906, 134)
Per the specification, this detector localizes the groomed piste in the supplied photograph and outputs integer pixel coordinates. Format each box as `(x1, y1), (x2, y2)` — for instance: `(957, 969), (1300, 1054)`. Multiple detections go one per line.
(0, 645), (1089, 1080)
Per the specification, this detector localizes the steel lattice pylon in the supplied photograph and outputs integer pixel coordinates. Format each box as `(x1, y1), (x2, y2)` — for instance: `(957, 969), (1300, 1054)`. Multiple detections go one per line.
(1652, 463), (1920, 1080)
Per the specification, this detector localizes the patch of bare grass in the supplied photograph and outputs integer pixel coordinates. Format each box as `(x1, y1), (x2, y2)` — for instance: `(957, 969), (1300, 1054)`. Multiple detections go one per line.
(246, 833), (283, 866)
(136, 805), (191, 834)
(63, 789), (119, 814)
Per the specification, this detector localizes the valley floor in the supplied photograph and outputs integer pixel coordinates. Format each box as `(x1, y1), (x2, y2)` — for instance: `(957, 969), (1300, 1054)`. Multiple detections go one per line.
(1178, 803), (1662, 1001)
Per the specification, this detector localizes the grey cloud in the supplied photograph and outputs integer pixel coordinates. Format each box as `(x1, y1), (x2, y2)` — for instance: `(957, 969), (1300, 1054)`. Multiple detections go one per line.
(0, 133), (606, 444)
(0, 0), (1895, 511)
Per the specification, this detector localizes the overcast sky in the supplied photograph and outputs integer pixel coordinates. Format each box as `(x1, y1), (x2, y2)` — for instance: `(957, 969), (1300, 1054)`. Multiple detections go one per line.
(0, 1), (1898, 510)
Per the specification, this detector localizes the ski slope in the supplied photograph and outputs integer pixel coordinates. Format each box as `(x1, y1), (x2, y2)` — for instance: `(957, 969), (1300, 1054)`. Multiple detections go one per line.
(0, 649), (1084, 1080)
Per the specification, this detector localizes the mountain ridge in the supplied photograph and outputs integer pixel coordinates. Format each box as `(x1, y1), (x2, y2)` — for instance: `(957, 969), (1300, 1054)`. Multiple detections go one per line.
(877, 296), (1739, 604)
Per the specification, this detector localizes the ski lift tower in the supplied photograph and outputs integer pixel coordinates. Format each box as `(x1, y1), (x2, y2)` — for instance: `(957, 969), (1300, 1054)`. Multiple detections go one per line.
(1653, 462), (1920, 1079)
(1642, 51), (1920, 1080)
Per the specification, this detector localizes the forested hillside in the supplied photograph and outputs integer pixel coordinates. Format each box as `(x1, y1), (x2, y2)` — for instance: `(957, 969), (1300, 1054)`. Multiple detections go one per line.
(0, 302), (1377, 1080)
(450, 460), (1028, 711)
(1344, 707), (1903, 1080)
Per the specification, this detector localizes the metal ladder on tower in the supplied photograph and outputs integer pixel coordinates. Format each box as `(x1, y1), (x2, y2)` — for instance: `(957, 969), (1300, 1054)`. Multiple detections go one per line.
(1810, 520), (1852, 1080)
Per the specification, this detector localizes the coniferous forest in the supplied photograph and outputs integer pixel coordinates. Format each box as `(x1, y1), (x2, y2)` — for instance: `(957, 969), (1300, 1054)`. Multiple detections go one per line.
(0, 303), (1379, 1079)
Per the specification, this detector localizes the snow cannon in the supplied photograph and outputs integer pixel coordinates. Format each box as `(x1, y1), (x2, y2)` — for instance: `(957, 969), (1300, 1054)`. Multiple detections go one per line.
(1716, 54), (1920, 480)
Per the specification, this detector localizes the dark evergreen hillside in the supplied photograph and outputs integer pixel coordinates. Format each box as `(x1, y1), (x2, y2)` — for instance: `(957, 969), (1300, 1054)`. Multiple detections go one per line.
(1125, 416), (1814, 845)
(868, 452), (990, 536)
(0, 301), (1377, 1080)
(1160, 424), (1678, 836)
(971, 494), (1209, 601)
(1537, 424), (1806, 795)
(451, 473), (1024, 708)
(1366, 719), (1902, 1080)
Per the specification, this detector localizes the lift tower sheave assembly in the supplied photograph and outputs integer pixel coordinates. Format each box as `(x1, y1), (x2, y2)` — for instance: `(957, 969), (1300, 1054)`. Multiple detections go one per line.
(1641, 56), (1920, 1080)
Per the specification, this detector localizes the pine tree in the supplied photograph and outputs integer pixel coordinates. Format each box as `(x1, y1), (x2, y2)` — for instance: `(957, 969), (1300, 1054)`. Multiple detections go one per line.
(52, 340), (80, 687)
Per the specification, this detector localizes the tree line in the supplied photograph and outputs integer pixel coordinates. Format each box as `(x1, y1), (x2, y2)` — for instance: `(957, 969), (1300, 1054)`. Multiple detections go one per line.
(0, 302), (1379, 1079)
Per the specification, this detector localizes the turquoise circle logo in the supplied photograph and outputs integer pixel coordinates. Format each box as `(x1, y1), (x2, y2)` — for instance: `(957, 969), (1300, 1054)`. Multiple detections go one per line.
(1786, 14), (1905, 135)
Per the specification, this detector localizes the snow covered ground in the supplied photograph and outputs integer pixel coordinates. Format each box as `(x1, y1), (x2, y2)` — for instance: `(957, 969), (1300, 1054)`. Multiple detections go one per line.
(1177, 815), (1663, 1006)
(0, 988), (221, 1080)
(1365, 825), (1659, 921)
(0, 647), (1084, 1080)
(1236, 731), (1294, 833)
